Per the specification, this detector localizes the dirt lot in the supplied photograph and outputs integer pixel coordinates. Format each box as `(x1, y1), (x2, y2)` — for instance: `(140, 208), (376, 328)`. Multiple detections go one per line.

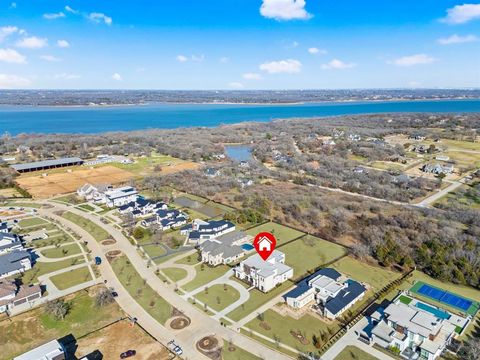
(157, 161), (200, 175)
(75, 321), (170, 360)
(15, 166), (134, 198)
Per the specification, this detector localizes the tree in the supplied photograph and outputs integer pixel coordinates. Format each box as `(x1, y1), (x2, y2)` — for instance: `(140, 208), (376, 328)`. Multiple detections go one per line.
(459, 338), (480, 360)
(95, 288), (115, 307)
(45, 299), (70, 320)
(133, 227), (146, 240)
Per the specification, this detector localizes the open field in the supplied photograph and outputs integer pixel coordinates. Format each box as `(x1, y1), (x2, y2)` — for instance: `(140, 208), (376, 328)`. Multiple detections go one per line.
(62, 211), (110, 241)
(334, 345), (379, 360)
(20, 256), (85, 284)
(246, 222), (305, 245)
(330, 256), (401, 291)
(0, 286), (123, 359)
(443, 151), (480, 170)
(194, 284), (240, 312)
(111, 256), (172, 325)
(18, 217), (48, 228)
(182, 264), (230, 292)
(15, 165), (134, 198)
(143, 244), (167, 258)
(280, 235), (347, 280)
(0, 187), (22, 197)
(50, 266), (93, 290)
(40, 243), (82, 258)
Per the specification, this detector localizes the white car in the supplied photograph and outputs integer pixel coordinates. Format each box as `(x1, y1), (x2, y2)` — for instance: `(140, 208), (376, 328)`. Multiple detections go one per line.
(167, 340), (183, 356)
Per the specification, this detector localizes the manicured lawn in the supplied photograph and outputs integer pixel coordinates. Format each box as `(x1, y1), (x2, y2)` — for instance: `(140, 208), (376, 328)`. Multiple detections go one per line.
(50, 266), (93, 290)
(175, 252), (201, 266)
(330, 256), (401, 291)
(227, 281), (294, 321)
(281, 235), (347, 280)
(246, 222), (304, 245)
(18, 217), (48, 228)
(31, 233), (72, 248)
(222, 341), (262, 360)
(194, 284), (240, 312)
(53, 194), (83, 205)
(40, 243), (82, 258)
(20, 256), (85, 284)
(4, 201), (42, 208)
(78, 204), (95, 212)
(334, 345), (379, 360)
(62, 211), (110, 241)
(0, 287), (123, 359)
(245, 309), (340, 354)
(111, 256), (172, 324)
(162, 267), (188, 283)
(182, 264), (230, 292)
(142, 244), (167, 258)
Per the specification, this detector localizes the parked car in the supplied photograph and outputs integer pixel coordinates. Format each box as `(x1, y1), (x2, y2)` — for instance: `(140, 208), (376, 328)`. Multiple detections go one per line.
(111, 291), (119, 297)
(95, 256), (102, 265)
(120, 350), (136, 358)
(167, 340), (183, 356)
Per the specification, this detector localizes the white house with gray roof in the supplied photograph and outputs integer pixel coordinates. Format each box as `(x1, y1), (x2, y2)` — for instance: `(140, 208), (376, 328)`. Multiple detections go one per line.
(234, 250), (293, 292)
(14, 339), (66, 360)
(0, 233), (23, 255)
(199, 230), (252, 266)
(0, 250), (32, 279)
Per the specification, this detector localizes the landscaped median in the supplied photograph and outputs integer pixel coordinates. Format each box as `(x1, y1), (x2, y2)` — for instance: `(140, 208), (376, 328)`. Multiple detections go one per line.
(61, 211), (110, 241)
(111, 255), (172, 325)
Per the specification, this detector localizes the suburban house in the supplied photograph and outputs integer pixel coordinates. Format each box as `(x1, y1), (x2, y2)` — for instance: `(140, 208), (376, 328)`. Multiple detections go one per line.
(283, 268), (366, 319)
(103, 186), (139, 207)
(410, 134), (427, 141)
(204, 168), (221, 177)
(0, 232), (23, 254)
(199, 230), (252, 266)
(422, 163), (454, 175)
(181, 219), (235, 243)
(234, 250), (293, 292)
(77, 183), (112, 202)
(118, 198), (167, 217)
(370, 294), (466, 360)
(0, 250), (32, 279)
(237, 178), (254, 188)
(0, 221), (9, 233)
(14, 339), (66, 360)
(159, 215), (188, 231)
(0, 280), (42, 313)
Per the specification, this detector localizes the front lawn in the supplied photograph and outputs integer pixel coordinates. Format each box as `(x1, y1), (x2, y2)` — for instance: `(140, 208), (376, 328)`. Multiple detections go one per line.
(62, 211), (110, 241)
(246, 222), (304, 245)
(20, 256), (85, 284)
(50, 266), (93, 290)
(334, 345), (379, 360)
(40, 243), (82, 259)
(175, 252), (201, 266)
(182, 264), (230, 292)
(194, 284), (240, 312)
(142, 244), (167, 258)
(162, 267), (188, 283)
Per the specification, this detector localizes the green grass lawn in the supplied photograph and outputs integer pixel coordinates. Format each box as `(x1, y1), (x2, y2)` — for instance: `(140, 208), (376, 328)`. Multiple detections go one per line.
(334, 345), (379, 360)
(31, 233), (72, 248)
(182, 264), (230, 292)
(18, 217), (48, 228)
(53, 194), (83, 205)
(111, 256), (172, 325)
(4, 201), (42, 208)
(40, 243), (82, 258)
(50, 266), (93, 290)
(77, 203), (95, 212)
(0, 287), (123, 359)
(330, 256), (401, 291)
(174, 252), (201, 266)
(62, 211), (110, 241)
(245, 309), (340, 354)
(194, 284), (240, 312)
(20, 256), (85, 284)
(102, 153), (185, 175)
(227, 281), (293, 321)
(142, 244), (167, 258)
(246, 222), (305, 245)
(222, 341), (262, 360)
(161, 267), (188, 283)
(280, 235), (347, 280)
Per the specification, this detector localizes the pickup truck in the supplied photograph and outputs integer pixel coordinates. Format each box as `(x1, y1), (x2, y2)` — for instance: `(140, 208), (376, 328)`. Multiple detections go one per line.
(167, 340), (183, 356)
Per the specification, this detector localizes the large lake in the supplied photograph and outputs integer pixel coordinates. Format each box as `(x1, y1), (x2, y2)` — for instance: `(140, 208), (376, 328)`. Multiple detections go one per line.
(1, 99), (480, 135)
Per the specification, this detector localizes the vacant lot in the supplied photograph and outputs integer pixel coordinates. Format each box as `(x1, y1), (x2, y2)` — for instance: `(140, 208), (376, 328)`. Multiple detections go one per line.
(246, 222), (304, 246)
(15, 166), (134, 198)
(161, 267), (188, 283)
(40, 243), (82, 258)
(62, 211), (110, 241)
(18, 217), (49, 228)
(21, 256), (85, 284)
(182, 264), (230, 292)
(0, 286), (123, 359)
(195, 284), (240, 312)
(50, 266), (93, 290)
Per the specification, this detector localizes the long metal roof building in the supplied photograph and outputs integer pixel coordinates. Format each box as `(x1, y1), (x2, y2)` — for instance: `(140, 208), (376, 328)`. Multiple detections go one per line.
(11, 157), (84, 173)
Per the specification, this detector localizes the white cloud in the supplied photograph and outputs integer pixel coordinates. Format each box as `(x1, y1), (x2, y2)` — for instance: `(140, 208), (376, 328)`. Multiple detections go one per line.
(176, 55), (188, 62)
(0, 74), (30, 88)
(219, 56), (229, 63)
(43, 12), (65, 20)
(191, 54), (205, 62)
(112, 73), (122, 81)
(64, 5), (79, 14)
(0, 48), (26, 64)
(260, 0), (312, 21)
(229, 82), (244, 89)
(40, 55), (61, 62)
(390, 54), (436, 67)
(259, 59), (302, 74)
(10, 3), (17, 9)
(54, 73), (80, 80)
(88, 12), (112, 25)
(0, 26), (18, 42)
(321, 59), (356, 70)
(57, 39), (70, 48)
(16, 36), (48, 49)
(442, 4), (480, 24)
(308, 47), (327, 55)
(242, 72), (263, 80)
(437, 34), (478, 45)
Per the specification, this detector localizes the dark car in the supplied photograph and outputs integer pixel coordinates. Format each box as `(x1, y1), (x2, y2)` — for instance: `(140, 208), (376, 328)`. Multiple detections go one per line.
(120, 350), (136, 358)
(111, 291), (119, 297)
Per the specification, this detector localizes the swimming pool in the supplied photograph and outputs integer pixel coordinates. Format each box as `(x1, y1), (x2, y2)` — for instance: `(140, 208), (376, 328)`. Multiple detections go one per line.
(415, 302), (451, 320)
(241, 244), (254, 251)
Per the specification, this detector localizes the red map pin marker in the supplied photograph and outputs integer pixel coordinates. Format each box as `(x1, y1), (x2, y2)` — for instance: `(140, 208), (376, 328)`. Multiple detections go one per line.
(253, 232), (277, 261)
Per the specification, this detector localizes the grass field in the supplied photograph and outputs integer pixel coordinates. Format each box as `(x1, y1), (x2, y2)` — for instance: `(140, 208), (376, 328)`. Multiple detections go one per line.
(53, 194), (83, 205)
(246, 222), (305, 245)
(330, 256), (401, 291)
(40, 242), (82, 258)
(280, 235), (347, 279)
(222, 341), (262, 360)
(20, 256), (85, 284)
(182, 264), (230, 292)
(3, 201), (42, 208)
(30, 232), (72, 248)
(194, 284), (240, 312)
(334, 346), (379, 360)
(245, 309), (340, 354)
(50, 266), (93, 290)
(62, 211), (110, 241)
(142, 244), (167, 258)
(111, 256), (172, 325)
(162, 267), (188, 283)
(227, 281), (293, 321)
(18, 217), (48, 228)
(0, 286), (123, 359)
(77, 203), (96, 212)
(175, 253), (201, 266)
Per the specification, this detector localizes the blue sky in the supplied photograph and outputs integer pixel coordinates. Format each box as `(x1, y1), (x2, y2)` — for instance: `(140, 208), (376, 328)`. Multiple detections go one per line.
(0, 0), (479, 89)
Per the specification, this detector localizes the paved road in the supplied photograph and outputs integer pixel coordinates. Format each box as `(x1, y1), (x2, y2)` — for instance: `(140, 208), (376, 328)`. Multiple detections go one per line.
(157, 249), (198, 287)
(415, 180), (464, 207)
(41, 201), (293, 360)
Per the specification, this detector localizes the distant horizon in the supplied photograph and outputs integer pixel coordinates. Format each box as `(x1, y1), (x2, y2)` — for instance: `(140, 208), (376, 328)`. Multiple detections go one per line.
(2, 88), (480, 91)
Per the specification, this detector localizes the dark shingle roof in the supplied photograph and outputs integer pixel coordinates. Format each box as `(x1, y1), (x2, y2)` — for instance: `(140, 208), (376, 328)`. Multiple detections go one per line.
(325, 280), (366, 315)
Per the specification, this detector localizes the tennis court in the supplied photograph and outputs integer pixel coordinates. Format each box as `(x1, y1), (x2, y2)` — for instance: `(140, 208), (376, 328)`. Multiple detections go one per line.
(411, 281), (479, 315)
